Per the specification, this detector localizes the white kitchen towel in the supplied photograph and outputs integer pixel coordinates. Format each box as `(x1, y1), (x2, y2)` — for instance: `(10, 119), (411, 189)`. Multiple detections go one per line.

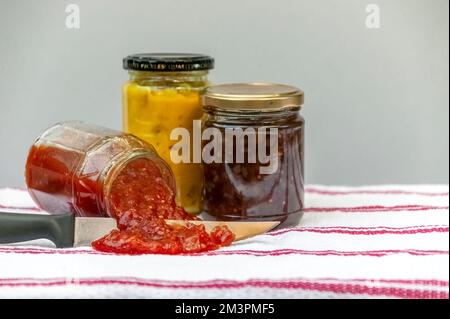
(0, 185), (448, 299)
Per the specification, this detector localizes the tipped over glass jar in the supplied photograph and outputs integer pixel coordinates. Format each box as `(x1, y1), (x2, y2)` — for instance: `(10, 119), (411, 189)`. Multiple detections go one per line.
(24, 121), (235, 254)
(25, 121), (175, 218)
(201, 83), (305, 227)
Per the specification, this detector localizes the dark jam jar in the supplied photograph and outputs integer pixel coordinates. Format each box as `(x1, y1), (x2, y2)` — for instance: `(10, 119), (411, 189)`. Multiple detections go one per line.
(202, 83), (305, 227)
(25, 121), (175, 217)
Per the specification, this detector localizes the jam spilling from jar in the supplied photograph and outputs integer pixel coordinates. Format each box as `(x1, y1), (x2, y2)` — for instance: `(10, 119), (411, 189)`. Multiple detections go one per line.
(91, 158), (235, 255)
(26, 144), (234, 255)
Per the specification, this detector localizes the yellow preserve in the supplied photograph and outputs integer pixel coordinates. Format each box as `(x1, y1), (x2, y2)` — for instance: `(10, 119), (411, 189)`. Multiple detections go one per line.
(122, 53), (214, 214)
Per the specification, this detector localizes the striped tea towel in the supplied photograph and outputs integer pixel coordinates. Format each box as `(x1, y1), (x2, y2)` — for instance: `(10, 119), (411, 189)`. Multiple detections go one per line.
(0, 185), (448, 299)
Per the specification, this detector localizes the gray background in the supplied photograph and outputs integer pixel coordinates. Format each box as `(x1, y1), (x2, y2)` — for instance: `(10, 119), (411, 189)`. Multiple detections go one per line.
(0, 0), (448, 187)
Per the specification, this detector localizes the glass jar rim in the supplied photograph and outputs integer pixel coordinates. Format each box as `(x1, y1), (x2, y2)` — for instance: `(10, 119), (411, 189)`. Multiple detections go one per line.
(101, 148), (176, 217)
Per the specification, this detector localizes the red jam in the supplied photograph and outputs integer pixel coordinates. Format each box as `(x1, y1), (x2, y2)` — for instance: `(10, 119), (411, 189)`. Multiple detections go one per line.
(91, 158), (234, 254)
(26, 143), (234, 255)
(92, 158), (234, 254)
(26, 144), (104, 216)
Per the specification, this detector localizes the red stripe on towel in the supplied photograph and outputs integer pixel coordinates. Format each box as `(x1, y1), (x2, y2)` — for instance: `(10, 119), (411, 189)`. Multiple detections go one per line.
(201, 249), (449, 257)
(0, 277), (447, 287)
(0, 204), (42, 212)
(0, 277), (447, 299)
(305, 187), (449, 197)
(268, 225), (450, 236)
(0, 247), (447, 257)
(304, 205), (448, 213)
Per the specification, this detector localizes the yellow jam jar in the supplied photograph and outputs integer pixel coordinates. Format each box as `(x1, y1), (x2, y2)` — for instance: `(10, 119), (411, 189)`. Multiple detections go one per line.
(122, 53), (214, 214)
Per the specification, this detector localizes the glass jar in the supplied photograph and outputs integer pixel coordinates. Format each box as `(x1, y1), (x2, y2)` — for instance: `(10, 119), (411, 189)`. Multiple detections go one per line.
(201, 83), (305, 227)
(122, 53), (214, 214)
(25, 121), (175, 217)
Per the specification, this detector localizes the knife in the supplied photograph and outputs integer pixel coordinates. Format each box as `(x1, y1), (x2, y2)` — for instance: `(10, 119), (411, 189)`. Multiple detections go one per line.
(0, 212), (279, 248)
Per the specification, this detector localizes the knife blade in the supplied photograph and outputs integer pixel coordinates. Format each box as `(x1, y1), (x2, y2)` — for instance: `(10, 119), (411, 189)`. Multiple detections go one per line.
(0, 211), (280, 248)
(165, 220), (280, 242)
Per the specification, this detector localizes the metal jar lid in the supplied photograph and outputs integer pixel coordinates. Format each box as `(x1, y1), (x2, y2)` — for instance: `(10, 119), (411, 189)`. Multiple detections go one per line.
(202, 82), (304, 113)
(123, 53), (214, 72)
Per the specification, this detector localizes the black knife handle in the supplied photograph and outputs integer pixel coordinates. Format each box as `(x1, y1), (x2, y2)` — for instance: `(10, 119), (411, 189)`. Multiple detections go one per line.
(0, 212), (75, 248)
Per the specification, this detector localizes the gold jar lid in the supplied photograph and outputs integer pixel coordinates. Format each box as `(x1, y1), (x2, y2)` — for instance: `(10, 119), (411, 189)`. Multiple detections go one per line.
(202, 82), (304, 113)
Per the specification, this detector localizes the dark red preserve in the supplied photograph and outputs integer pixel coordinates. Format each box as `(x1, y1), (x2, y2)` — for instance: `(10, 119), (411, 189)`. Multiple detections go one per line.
(202, 83), (305, 227)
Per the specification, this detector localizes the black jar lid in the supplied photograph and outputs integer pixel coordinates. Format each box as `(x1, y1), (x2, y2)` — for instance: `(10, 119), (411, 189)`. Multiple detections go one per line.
(123, 53), (214, 72)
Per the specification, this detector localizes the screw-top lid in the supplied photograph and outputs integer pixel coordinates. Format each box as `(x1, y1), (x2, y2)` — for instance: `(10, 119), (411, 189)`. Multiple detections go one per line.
(202, 82), (304, 113)
(123, 53), (214, 72)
